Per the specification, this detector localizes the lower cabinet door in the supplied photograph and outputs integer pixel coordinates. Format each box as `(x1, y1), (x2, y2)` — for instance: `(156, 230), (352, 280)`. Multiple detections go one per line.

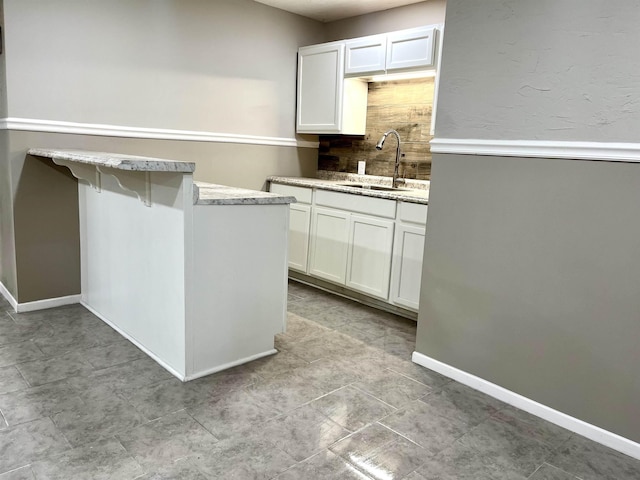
(390, 223), (425, 311)
(346, 214), (395, 299)
(309, 207), (350, 284)
(288, 203), (311, 273)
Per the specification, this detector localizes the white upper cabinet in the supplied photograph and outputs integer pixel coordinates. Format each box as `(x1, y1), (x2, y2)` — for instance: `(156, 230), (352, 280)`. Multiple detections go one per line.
(296, 25), (439, 134)
(297, 43), (344, 133)
(345, 26), (438, 77)
(386, 26), (436, 71)
(297, 43), (367, 135)
(345, 35), (387, 76)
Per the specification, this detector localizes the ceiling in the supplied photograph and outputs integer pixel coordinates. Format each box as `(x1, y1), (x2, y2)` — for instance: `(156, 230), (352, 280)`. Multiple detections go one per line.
(253, 0), (427, 23)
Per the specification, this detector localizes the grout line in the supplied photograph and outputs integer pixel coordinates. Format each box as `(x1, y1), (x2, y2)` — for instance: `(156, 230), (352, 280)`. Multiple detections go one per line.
(373, 420), (426, 449)
(0, 409), (8, 429)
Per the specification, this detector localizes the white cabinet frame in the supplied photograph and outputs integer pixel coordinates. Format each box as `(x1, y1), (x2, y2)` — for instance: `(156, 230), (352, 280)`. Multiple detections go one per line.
(345, 35), (387, 76)
(386, 26), (436, 71)
(288, 203), (312, 273)
(390, 223), (426, 311)
(346, 214), (395, 299)
(309, 206), (350, 284)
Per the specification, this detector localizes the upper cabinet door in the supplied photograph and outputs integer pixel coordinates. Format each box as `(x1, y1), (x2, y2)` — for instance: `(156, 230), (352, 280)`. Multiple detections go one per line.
(344, 35), (387, 76)
(297, 43), (345, 134)
(386, 26), (436, 71)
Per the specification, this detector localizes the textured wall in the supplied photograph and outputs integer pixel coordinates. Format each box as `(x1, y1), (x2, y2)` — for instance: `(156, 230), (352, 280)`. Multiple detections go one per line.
(435, 0), (640, 141)
(418, 153), (640, 443)
(318, 78), (434, 179)
(417, 0), (640, 443)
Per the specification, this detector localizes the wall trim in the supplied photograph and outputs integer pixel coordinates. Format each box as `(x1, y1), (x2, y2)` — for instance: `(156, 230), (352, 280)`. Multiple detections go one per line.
(430, 138), (640, 162)
(183, 349), (277, 382)
(0, 283), (82, 313)
(0, 117), (319, 149)
(82, 300), (277, 382)
(0, 281), (18, 312)
(81, 301), (187, 381)
(412, 352), (640, 461)
(16, 294), (82, 313)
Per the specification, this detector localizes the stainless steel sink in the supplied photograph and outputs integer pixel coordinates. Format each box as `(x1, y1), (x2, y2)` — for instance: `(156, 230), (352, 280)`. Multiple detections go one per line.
(338, 183), (408, 192)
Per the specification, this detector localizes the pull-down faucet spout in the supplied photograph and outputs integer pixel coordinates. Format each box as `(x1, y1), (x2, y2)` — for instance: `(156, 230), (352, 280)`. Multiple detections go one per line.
(376, 129), (404, 189)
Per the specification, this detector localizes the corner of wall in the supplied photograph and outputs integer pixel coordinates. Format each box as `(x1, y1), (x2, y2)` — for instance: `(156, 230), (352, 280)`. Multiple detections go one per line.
(0, 128), (18, 299)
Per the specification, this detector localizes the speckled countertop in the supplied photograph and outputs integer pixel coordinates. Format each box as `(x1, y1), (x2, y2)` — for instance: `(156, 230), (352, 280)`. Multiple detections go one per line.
(29, 148), (294, 206)
(267, 171), (430, 204)
(194, 181), (295, 206)
(28, 148), (196, 173)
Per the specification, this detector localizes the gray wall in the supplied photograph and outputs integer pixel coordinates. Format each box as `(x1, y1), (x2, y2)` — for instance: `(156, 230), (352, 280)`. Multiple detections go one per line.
(3, 0), (324, 139)
(0, 0), (7, 118)
(417, 0), (640, 442)
(0, 2), (13, 295)
(435, 0), (640, 142)
(0, 0), (323, 302)
(4, 129), (317, 303)
(0, 130), (17, 297)
(324, 0), (446, 41)
(418, 154), (640, 443)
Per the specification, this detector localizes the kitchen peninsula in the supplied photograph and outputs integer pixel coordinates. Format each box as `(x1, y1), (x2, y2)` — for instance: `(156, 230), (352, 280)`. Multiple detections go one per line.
(28, 149), (294, 381)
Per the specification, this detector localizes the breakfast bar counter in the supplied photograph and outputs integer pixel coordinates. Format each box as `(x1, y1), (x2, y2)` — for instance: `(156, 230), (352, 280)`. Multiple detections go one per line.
(28, 148), (294, 381)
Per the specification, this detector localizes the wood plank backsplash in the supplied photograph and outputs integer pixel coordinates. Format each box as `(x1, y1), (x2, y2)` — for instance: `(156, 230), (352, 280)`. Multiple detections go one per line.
(318, 77), (434, 180)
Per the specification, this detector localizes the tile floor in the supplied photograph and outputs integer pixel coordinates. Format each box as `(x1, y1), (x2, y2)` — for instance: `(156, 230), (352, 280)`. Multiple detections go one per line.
(0, 280), (639, 479)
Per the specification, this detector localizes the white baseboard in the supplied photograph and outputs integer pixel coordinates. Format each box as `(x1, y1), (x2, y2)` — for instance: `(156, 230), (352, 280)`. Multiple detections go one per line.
(0, 283), (81, 313)
(0, 117), (319, 149)
(81, 301), (187, 381)
(183, 349), (278, 382)
(15, 294), (82, 313)
(0, 281), (18, 312)
(430, 138), (640, 163)
(82, 300), (277, 382)
(412, 351), (640, 461)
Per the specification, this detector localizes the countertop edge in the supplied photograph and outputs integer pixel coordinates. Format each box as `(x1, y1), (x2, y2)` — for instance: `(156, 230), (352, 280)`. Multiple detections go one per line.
(28, 148), (197, 173)
(193, 181), (296, 206)
(267, 176), (429, 204)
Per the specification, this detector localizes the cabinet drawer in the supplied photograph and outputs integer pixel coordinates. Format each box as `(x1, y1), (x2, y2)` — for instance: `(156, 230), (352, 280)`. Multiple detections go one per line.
(315, 189), (396, 219)
(269, 183), (312, 204)
(398, 202), (428, 225)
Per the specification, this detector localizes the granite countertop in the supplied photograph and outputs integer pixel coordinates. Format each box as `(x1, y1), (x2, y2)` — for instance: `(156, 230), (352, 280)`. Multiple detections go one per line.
(28, 148), (196, 173)
(194, 181), (295, 206)
(267, 172), (430, 204)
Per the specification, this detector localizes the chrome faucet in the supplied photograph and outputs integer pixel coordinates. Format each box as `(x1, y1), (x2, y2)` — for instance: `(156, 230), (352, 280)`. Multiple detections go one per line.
(375, 129), (404, 189)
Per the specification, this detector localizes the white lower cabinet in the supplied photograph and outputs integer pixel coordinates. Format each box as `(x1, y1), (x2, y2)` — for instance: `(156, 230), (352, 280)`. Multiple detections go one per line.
(310, 208), (395, 298)
(309, 207), (350, 284)
(269, 182), (428, 312)
(346, 214), (394, 299)
(288, 203), (311, 273)
(390, 223), (425, 311)
(269, 183), (313, 274)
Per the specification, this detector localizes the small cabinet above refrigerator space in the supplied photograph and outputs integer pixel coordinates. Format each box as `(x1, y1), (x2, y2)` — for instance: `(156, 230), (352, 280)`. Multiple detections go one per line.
(345, 26), (437, 76)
